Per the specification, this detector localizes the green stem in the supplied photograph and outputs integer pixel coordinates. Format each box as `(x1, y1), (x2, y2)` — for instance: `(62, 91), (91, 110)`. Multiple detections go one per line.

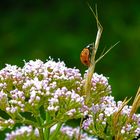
(38, 127), (45, 140)
(44, 112), (51, 140)
(16, 113), (39, 127)
(43, 120), (58, 128)
(50, 122), (63, 140)
(78, 117), (84, 140)
(36, 116), (45, 140)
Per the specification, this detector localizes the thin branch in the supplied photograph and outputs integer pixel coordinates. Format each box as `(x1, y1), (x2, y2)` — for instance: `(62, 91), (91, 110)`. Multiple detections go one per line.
(78, 117), (84, 140)
(95, 41), (120, 64)
(99, 45), (107, 57)
(126, 86), (140, 124)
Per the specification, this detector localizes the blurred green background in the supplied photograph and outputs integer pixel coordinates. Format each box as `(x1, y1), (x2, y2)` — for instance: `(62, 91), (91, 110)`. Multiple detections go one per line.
(0, 0), (140, 101)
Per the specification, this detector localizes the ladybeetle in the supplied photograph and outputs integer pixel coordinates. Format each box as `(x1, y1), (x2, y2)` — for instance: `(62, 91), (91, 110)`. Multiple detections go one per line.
(80, 44), (94, 66)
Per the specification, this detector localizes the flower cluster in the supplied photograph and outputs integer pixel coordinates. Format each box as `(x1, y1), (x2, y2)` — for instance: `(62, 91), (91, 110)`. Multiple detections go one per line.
(47, 87), (86, 120)
(0, 118), (14, 131)
(5, 126), (39, 140)
(82, 72), (112, 104)
(59, 125), (97, 140)
(1, 58), (139, 140)
(0, 59), (111, 136)
(5, 125), (97, 140)
(82, 96), (140, 139)
(90, 73), (111, 93)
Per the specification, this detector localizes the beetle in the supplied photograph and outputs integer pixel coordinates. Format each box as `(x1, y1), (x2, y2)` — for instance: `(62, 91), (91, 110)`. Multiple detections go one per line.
(80, 43), (94, 66)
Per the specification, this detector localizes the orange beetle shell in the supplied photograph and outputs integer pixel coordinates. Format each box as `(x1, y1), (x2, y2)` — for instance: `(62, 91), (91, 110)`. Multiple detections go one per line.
(80, 48), (90, 66)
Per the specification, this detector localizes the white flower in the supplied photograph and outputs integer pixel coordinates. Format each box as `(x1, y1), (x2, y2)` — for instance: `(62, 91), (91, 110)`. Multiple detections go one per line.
(66, 109), (76, 116)
(99, 113), (104, 120)
(47, 105), (59, 111)
(135, 127), (140, 136)
(121, 129), (125, 134)
(104, 106), (117, 116)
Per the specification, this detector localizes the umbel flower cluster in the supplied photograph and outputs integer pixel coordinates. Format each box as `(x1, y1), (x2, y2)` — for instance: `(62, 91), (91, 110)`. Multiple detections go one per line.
(0, 59), (139, 140)
(5, 125), (96, 140)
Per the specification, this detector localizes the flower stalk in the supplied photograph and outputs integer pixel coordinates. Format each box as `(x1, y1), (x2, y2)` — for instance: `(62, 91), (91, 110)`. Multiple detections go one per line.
(50, 122), (63, 140)
(85, 5), (103, 104)
(44, 112), (51, 140)
(36, 115), (45, 140)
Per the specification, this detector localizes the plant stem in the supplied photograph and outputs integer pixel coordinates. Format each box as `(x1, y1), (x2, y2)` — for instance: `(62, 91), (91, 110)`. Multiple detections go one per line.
(36, 115), (45, 140)
(126, 86), (140, 124)
(43, 120), (58, 128)
(38, 127), (45, 140)
(44, 112), (51, 140)
(85, 5), (103, 104)
(50, 122), (63, 140)
(15, 113), (39, 127)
